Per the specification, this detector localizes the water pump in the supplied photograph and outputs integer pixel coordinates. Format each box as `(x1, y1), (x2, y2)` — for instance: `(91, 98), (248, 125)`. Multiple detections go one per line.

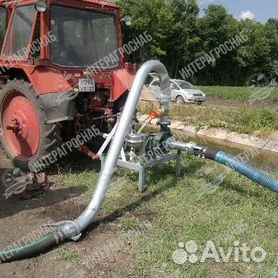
(0, 60), (277, 263)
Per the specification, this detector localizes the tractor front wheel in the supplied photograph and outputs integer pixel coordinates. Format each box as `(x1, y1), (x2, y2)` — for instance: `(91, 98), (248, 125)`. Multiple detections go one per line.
(0, 80), (61, 172)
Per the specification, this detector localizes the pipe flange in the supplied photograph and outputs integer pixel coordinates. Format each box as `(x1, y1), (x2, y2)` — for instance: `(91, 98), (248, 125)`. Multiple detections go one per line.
(42, 220), (81, 241)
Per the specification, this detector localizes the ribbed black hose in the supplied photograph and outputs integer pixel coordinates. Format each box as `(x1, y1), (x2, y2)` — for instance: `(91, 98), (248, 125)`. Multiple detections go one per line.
(0, 232), (64, 263)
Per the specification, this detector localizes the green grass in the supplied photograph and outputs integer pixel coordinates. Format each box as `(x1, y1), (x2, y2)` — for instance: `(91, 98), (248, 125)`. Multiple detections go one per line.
(55, 155), (278, 277)
(170, 105), (278, 136)
(198, 86), (278, 102)
(52, 90), (278, 276)
(57, 247), (79, 264)
(138, 101), (278, 136)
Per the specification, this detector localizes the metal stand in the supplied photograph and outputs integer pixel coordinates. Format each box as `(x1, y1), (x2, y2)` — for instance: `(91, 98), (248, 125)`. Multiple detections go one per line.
(101, 150), (182, 193)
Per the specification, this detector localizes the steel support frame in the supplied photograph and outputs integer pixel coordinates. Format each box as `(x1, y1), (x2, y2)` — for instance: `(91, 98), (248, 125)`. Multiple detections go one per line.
(102, 150), (182, 193)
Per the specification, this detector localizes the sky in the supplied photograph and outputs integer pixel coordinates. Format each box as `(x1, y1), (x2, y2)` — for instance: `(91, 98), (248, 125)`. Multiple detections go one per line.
(198, 0), (278, 23)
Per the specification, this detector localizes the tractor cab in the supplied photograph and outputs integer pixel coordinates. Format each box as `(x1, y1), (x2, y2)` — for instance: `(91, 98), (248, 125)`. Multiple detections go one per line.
(50, 5), (119, 68)
(0, 0), (136, 172)
(0, 0), (135, 90)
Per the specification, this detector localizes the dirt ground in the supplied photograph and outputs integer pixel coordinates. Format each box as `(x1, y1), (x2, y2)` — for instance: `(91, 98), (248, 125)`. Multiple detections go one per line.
(0, 152), (132, 278)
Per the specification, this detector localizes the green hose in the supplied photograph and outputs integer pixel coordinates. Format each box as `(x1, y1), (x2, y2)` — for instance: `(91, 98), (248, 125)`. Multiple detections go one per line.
(0, 232), (64, 263)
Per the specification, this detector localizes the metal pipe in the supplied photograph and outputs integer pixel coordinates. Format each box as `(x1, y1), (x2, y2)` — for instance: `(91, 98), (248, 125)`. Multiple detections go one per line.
(64, 60), (171, 238)
(167, 139), (278, 193)
(1, 60), (277, 263)
(0, 60), (171, 263)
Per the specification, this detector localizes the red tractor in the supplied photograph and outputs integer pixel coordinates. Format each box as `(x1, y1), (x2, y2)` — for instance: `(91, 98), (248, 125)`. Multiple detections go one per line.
(0, 0), (136, 172)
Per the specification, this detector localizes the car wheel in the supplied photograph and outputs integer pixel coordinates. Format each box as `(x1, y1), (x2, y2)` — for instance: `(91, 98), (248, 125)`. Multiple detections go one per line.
(176, 96), (185, 104)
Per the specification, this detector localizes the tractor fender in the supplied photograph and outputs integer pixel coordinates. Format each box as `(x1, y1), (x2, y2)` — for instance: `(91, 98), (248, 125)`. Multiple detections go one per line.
(39, 92), (76, 124)
(112, 69), (136, 101)
(3, 67), (75, 124)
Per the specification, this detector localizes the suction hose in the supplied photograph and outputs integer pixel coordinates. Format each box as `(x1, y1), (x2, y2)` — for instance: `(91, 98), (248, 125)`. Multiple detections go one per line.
(0, 60), (172, 263)
(213, 151), (278, 192)
(0, 232), (63, 263)
(167, 139), (278, 193)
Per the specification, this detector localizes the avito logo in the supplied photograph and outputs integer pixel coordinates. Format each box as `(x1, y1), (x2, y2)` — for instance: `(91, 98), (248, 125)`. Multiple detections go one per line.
(172, 240), (266, 265)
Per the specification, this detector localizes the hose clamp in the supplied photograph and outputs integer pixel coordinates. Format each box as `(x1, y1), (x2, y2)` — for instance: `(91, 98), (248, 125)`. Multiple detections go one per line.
(42, 220), (82, 241)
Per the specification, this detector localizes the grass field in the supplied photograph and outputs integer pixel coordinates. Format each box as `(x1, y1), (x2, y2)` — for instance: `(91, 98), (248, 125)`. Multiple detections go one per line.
(139, 86), (278, 136)
(198, 86), (278, 102)
(139, 102), (277, 136)
(54, 153), (278, 277)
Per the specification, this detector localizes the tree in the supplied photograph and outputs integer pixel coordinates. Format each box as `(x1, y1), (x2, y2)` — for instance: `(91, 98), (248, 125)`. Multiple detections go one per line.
(236, 19), (278, 83)
(162, 0), (201, 77)
(195, 5), (241, 85)
(116, 0), (278, 85)
(265, 19), (278, 76)
(116, 0), (200, 77)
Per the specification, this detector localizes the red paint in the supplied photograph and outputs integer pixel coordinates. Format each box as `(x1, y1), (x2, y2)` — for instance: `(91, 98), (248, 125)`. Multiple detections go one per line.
(80, 144), (98, 160)
(0, 0), (136, 101)
(0, 0), (136, 163)
(112, 68), (136, 100)
(1, 92), (40, 160)
(149, 111), (159, 119)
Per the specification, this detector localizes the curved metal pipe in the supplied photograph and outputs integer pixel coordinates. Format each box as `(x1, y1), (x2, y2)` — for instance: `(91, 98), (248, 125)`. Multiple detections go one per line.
(0, 60), (171, 263)
(65, 60), (171, 238)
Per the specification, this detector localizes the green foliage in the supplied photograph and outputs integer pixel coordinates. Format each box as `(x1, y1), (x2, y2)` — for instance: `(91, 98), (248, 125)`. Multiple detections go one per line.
(117, 0), (200, 76)
(195, 5), (240, 84)
(234, 107), (277, 134)
(116, 0), (278, 85)
(236, 20), (278, 82)
(57, 248), (78, 263)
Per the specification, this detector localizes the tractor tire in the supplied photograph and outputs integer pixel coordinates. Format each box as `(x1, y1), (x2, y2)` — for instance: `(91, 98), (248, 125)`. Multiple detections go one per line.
(0, 79), (61, 172)
(176, 96), (185, 104)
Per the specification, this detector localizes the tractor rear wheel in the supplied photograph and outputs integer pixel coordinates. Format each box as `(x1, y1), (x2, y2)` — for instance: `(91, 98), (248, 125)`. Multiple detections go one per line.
(0, 80), (61, 172)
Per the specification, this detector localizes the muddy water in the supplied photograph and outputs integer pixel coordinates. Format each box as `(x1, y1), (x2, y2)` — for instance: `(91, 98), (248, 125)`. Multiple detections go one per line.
(146, 126), (277, 172)
(177, 131), (277, 172)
